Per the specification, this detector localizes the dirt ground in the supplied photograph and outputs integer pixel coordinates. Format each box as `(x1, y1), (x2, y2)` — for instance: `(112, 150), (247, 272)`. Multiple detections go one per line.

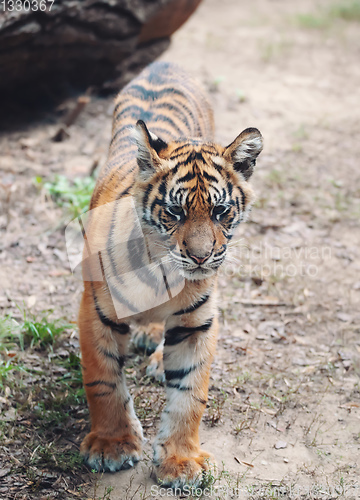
(1, 0), (360, 499)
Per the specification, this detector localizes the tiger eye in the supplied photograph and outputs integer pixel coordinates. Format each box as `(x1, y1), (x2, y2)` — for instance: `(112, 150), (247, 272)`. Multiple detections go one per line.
(167, 205), (184, 217)
(213, 205), (229, 216)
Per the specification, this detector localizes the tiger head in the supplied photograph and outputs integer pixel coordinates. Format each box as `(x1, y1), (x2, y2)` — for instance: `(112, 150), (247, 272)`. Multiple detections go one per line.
(132, 120), (263, 280)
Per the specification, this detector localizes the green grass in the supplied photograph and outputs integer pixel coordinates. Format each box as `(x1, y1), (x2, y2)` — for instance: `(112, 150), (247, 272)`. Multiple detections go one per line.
(0, 315), (22, 351)
(35, 174), (96, 218)
(21, 310), (70, 349)
(296, 0), (360, 29)
(0, 358), (18, 388)
(330, 0), (360, 21)
(0, 309), (72, 390)
(208, 75), (225, 93)
(235, 88), (247, 103)
(296, 13), (331, 29)
(0, 310), (87, 497)
(0, 308), (70, 351)
(29, 443), (83, 472)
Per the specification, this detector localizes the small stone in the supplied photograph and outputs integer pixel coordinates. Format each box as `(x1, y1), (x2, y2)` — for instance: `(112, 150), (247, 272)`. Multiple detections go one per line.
(274, 440), (287, 449)
(337, 312), (352, 323)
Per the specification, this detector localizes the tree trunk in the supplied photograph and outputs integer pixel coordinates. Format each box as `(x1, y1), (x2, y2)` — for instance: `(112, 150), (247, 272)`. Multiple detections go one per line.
(0, 0), (201, 104)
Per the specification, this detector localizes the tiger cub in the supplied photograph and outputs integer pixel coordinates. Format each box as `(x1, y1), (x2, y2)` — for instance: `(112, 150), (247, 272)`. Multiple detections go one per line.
(78, 61), (263, 487)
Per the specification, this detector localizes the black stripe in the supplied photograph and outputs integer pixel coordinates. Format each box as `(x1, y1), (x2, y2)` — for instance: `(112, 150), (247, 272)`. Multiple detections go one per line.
(106, 280), (140, 314)
(202, 170), (219, 183)
(167, 382), (191, 391)
(93, 392), (113, 397)
(193, 396), (207, 405)
(115, 104), (153, 122)
(215, 247), (226, 258)
(150, 196), (164, 214)
(153, 113), (185, 136)
(94, 298), (130, 335)
(127, 85), (185, 102)
(165, 318), (213, 346)
(152, 126), (180, 139)
(143, 183), (154, 211)
(155, 102), (193, 132)
(116, 106), (186, 138)
(126, 238), (162, 292)
(158, 179), (167, 197)
(105, 195), (146, 314)
(116, 187), (131, 200)
(235, 196), (240, 213)
(172, 155), (194, 170)
(170, 150), (191, 160)
(222, 231), (233, 241)
(110, 125), (133, 146)
(165, 364), (197, 381)
(100, 348), (126, 371)
(210, 184), (222, 199)
(85, 380), (116, 389)
(194, 151), (205, 162)
(176, 170), (196, 183)
(173, 294), (210, 316)
(212, 161), (224, 173)
(238, 186), (246, 212)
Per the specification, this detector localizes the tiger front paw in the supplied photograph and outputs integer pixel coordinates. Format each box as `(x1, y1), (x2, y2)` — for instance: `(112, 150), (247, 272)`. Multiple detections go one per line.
(155, 450), (215, 489)
(80, 432), (143, 472)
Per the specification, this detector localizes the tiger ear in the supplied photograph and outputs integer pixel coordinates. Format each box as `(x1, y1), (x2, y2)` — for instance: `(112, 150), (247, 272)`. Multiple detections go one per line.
(132, 120), (168, 176)
(223, 127), (263, 180)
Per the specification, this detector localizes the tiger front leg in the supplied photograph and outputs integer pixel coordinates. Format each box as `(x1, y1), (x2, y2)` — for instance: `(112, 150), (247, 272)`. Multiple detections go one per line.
(153, 312), (218, 488)
(78, 290), (143, 472)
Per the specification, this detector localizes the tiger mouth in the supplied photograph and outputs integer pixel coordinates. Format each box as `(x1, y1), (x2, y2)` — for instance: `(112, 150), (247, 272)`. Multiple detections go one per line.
(182, 267), (216, 280)
(164, 248), (225, 279)
(177, 259), (225, 280)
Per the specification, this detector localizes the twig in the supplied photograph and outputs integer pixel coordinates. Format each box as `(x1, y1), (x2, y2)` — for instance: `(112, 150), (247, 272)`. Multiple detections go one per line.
(52, 94), (91, 142)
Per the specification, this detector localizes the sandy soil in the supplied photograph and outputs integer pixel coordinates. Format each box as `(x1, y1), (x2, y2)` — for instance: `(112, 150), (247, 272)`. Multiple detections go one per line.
(1, 0), (360, 499)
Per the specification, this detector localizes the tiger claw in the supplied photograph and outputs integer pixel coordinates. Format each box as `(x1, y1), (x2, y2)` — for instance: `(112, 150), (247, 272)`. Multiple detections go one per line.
(81, 432), (142, 473)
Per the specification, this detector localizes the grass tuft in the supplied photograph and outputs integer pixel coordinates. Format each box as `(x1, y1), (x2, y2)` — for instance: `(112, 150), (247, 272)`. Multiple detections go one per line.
(21, 309), (70, 350)
(36, 174), (96, 218)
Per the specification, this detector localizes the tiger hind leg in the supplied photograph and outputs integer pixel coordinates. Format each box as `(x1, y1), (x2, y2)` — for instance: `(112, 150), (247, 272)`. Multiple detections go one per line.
(78, 289), (143, 472)
(146, 340), (165, 383)
(131, 322), (164, 355)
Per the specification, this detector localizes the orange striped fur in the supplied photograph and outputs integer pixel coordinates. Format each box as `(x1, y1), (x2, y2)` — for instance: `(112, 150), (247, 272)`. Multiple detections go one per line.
(78, 61), (263, 487)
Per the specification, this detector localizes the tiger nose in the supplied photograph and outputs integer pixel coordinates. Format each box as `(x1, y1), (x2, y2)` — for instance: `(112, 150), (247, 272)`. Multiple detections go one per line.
(189, 252), (212, 265)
